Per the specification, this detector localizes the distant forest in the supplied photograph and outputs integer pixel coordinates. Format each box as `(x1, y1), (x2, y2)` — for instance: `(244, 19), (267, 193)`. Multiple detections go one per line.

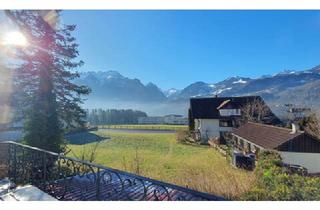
(86, 109), (147, 125)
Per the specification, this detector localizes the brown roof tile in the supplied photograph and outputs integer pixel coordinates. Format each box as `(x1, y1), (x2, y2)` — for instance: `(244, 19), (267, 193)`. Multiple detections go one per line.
(232, 122), (303, 149)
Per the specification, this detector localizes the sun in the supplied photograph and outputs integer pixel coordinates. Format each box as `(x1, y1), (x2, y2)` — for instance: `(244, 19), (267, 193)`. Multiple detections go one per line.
(2, 31), (28, 47)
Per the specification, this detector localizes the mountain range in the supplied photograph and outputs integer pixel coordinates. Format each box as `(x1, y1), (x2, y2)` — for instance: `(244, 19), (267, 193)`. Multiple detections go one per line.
(75, 65), (320, 116)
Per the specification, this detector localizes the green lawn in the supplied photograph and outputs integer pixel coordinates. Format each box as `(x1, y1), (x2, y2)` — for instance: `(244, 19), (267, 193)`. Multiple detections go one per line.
(98, 124), (188, 131)
(67, 130), (254, 200)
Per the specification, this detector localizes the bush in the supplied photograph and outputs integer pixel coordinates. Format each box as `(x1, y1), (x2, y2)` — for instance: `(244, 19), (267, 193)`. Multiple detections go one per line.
(242, 151), (320, 200)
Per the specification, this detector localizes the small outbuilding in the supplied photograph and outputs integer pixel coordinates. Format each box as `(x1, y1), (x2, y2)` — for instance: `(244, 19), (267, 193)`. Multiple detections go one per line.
(231, 122), (320, 173)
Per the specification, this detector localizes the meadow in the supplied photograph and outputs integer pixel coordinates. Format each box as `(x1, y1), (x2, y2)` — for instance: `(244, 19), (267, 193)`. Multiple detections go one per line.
(98, 124), (188, 131)
(67, 130), (254, 200)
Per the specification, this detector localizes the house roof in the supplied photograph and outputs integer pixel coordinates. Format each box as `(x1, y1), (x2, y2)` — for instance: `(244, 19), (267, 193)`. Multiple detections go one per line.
(189, 96), (262, 119)
(232, 122), (303, 149)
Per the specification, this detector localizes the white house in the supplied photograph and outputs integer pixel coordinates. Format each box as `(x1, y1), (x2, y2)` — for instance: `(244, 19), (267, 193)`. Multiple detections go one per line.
(188, 96), (279, 143)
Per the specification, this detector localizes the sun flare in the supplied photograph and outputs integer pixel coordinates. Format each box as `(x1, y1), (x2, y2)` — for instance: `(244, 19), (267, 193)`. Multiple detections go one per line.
(2, 31), (28, 47)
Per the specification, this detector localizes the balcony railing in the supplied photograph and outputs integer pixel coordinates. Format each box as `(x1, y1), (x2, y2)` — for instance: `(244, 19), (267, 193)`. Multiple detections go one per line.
(0, 141), (224, 201)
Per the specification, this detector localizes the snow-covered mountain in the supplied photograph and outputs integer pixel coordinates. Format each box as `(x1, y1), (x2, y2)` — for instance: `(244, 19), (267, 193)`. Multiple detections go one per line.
(74, 65), (320, 115)
(171, 76), (252, 99)
(163, 88), (180, 98)
(171, 66), (320, 103)
(75, 71), (166, 103)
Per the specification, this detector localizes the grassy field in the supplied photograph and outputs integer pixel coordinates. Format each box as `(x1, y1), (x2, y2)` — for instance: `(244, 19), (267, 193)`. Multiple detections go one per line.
(98, 124), (188, 131)
(67, 130), (254, 200)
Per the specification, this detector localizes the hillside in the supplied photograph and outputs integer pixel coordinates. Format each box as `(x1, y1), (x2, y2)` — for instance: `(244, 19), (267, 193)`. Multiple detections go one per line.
(74, 65), (320, 115)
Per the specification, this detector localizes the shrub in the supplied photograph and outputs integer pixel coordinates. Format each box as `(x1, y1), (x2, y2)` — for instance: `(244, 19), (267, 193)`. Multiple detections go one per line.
(242, 150), (320, 201)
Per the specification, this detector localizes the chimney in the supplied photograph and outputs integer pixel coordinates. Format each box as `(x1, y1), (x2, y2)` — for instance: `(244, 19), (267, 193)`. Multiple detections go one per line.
(290, 123), (300, 134)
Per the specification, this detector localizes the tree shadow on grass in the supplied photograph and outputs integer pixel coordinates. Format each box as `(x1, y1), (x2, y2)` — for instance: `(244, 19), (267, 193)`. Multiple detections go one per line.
(65, 131), (109, 145)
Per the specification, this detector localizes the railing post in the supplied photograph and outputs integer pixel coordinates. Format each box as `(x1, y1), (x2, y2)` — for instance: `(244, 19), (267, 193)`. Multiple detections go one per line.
(6, 143), (11, 179)
(42, 152), (47, 183)
(96, 168), (101, 200)
(12, 144), (17, 183)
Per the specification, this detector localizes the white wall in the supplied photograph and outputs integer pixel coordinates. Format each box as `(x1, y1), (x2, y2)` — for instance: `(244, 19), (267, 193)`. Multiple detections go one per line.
(280, 152), (320, 173)
(163, 116), (188, 125)
(195, 119), (232, 140)
(138, 117), (165, 124)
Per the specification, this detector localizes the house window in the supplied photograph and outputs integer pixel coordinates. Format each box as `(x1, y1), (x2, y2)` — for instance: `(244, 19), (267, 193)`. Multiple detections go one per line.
(233, 136), (238, 144)
(247, 143), (252, 152)
(251, 145), (257, 153)
(219, 119), (233, 127)
(219, 131), (227, 144)
(239, 139), (244, 148)
(253, 146), (260, 157)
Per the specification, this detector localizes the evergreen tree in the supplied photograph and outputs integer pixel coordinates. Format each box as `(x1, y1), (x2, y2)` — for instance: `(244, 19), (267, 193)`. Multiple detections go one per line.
(86, 108), (147, 125)
(6, 10), (90, 153)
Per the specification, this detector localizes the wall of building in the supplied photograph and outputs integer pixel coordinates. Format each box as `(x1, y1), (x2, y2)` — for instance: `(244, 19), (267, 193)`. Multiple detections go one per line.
(163, 115), (188, 125)
(277, 134), (320, 153)
(195, 119), (232, 140)
(138, 115), (188, 125)
(138, 117), (165, 124)
(280, 151), (320, 173)
(231, 134), (264, 154)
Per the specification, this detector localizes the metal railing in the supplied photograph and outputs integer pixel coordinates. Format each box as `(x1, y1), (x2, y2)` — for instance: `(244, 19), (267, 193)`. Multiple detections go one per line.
(0, 141), (224, 201)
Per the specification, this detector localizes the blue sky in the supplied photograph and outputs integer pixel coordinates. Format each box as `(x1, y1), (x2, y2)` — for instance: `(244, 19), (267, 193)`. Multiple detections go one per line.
(61, 11), (320, 89)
